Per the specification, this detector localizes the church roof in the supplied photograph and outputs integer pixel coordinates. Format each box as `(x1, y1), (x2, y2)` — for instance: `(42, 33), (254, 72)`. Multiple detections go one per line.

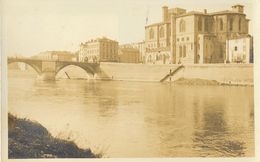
(209, 10), (245, 15)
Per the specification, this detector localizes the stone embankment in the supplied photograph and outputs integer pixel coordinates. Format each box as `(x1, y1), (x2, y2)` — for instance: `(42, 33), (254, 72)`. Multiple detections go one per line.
(95, 63), (253, 86)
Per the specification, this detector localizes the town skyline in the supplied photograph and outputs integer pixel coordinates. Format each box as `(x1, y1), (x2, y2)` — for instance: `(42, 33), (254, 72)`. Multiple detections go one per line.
(3, 0), (253, 57)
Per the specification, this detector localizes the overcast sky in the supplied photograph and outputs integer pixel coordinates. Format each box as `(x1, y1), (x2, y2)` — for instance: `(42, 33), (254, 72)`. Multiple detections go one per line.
(2, 0), (253, 56)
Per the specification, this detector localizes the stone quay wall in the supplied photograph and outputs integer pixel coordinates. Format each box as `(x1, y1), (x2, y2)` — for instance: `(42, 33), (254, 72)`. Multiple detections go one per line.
(96, 62), (253, 85)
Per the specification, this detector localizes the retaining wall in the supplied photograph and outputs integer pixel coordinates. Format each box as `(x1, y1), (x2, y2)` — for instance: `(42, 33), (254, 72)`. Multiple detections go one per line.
(96, 62), (254, 85)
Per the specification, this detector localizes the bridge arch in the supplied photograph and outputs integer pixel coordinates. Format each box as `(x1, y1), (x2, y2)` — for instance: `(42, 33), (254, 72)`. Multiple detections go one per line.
(55, 62), (96, 77)
(8, 60), (42, 74)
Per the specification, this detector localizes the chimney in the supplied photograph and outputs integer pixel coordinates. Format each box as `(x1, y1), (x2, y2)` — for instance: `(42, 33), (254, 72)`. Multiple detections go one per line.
(162, 6), (169, 22)
(232, 4), (244, 13)
(204, 9), (207, 14)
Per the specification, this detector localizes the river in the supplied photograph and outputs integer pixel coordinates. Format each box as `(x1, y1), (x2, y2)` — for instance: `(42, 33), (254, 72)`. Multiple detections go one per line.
(8, 69), (254, 157)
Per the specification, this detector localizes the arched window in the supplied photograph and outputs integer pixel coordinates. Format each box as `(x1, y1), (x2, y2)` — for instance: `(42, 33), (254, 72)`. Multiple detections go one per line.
(179, 20), (186, 32)
(148, 55), (152, 62)
(204, 19), (208, 32)
(149, 28), (154, 39)
(183, 45), (186, 57)
(219, 18), (223, 31)
(179, 46), (183, 57)
(156, 55), (159, 61)
(159, 27), (164, 38)
(198, 17), (202, 31)
(239, 18), (242, 31)
(229, 18), (233, 31)
(159, 54), (163, 60)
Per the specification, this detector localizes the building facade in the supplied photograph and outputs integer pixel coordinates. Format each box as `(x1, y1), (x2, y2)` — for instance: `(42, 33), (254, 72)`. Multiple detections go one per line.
(120, 41), (145, 63)
(144, 4), (251, 64)
(78, 37), (118, 63)
(226, 35), (253, 63)
(118, 47), (140, 63)
(31, 51), (76, 61)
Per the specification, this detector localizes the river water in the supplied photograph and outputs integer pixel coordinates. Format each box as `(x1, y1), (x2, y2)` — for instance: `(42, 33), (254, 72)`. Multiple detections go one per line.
(8, 70), (254, 157)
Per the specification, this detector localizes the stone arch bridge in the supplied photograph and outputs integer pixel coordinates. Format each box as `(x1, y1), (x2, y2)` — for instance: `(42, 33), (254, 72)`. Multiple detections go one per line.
(8, 57), (100, 80)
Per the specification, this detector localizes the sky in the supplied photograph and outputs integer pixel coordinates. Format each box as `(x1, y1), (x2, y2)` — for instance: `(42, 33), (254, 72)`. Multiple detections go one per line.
(2, 0), (254, 57)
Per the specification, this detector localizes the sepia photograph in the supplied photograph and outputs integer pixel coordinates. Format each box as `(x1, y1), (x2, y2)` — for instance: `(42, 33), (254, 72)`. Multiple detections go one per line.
(1, 0), (259, 161)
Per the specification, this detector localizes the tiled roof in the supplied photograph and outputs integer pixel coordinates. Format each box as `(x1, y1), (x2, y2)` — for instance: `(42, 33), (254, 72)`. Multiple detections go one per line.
(176, 11), (207, 17)
(145, 22), (170, 28)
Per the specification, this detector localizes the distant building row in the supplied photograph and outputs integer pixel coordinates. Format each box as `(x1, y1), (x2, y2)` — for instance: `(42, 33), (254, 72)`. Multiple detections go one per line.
(77, 4), (253, 64)
(31, 51), (77, 61)
(78, 37), (142, 63)
(35, 4), (252, 64)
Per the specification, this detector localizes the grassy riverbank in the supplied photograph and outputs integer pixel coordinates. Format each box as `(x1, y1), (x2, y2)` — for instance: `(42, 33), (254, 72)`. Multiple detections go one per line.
(8, 113), (101, 158)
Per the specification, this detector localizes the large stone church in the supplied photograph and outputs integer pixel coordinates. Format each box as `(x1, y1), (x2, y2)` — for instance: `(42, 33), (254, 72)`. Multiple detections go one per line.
(144, 4), (251, 64)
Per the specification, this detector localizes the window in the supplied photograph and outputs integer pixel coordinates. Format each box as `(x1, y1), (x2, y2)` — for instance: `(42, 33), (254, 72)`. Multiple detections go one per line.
(191, 44), (193, 50)
(159, 27), (164, 38)
(148, 55), (152, 62)
(183, 45), (186, 57)
(219, 18), (223, 31)
(198, 17), (202, 31)
(181, 37), (184, 41)
(156, 55), (159, 61)
(205, 19), (208, 32)
(179, 20), (186, 32)
(239, 18), (242, 31)
(186, 37), (189, 41)
(177, 38), (179, 42)
(159, 54), (162, 60)
(234, 46), (238, 51)
(149, 28), (154, 39)
(229, 18), (233, 31)
(179, 46), (183, 57)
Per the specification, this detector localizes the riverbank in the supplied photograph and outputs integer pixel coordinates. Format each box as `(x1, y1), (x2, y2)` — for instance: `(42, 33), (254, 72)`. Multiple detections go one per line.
(96, 63), (253, 86)
(8, 113), (101, 158)
(8, 63), (254, 86)
(172, 78), (253, 86)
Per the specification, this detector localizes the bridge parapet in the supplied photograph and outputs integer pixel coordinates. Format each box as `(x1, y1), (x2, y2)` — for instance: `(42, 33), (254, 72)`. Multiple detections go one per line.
(8, 57), (100, 80)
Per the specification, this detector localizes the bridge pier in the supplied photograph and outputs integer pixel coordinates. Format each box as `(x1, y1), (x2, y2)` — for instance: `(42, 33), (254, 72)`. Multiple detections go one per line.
(37, 72), (56, 81)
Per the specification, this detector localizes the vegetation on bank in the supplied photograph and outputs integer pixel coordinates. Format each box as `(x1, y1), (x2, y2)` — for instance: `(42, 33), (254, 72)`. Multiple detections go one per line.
(173, 78), (253, 86)
(8, 113), (101, 158)
(174, 78), (220, 85)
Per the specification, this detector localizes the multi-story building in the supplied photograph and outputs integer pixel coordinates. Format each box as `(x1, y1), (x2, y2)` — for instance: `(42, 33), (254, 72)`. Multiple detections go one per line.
(78, 37), (118, 63)
(226, 35), (253, 63)
(145, 4), (251, 64)
(31, 51), (76, 61)
(118, 47), (140, 63)
(120, 41), (145, 63)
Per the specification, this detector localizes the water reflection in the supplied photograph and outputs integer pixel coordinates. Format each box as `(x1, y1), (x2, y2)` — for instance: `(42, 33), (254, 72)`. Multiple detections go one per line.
(8, 71), (254, 157)
(191, 87), (254, 157)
